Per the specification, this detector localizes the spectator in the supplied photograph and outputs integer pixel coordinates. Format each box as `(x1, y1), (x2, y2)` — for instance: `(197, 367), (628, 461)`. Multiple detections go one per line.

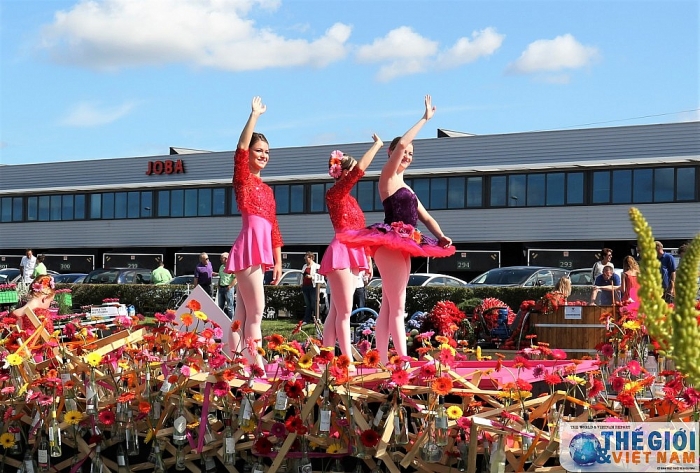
(32, 254), (47, 278)
(591, 248), (613, 281)
(301, 252), (321, 324)
(656, 241), (677, 303)
(19, 249), (37, 285)
(591, 263), (621, 305)
(353, 271), (367, 311)
(217, 252), (236, 318)
(553, 276), (572, 299)
(193, 252), (214, 297)
(151, 259), (172, 285)
(621, 255), (640, 307)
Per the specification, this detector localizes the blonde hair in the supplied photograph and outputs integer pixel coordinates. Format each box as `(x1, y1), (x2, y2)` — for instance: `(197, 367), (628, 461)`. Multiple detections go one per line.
(623, 255), (639, 272)
(29, 274), (56, 299)
(553, 276), (572, 298)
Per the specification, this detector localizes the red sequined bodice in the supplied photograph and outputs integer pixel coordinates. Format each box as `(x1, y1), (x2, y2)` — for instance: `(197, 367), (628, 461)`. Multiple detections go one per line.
(232, 148), (283, 248)
(326, 167), (366, 232)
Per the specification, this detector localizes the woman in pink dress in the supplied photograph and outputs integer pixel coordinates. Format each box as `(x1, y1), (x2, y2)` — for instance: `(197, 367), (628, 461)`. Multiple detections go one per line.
(320, 134), (384, 361)
(225, 96), (283, 371)
(339, 96), (455, 364)
(621, 255), (641, 311)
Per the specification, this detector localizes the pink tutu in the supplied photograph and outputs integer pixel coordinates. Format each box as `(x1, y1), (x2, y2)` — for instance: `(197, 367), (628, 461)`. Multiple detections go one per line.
(338, 222), (456, 258)
(227, 214), (274, 272)
(319, 236), (369, 275)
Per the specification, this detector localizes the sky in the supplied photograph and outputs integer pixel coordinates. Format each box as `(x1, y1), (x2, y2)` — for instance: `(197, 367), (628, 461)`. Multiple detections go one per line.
(1, 0), (698, 165)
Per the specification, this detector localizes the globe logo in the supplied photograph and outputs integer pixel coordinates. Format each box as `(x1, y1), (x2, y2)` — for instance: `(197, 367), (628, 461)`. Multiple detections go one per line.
(569, 432), (601, 466)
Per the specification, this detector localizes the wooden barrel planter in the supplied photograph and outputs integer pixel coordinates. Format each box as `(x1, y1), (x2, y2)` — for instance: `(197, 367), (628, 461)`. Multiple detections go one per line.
(533, 305), (610, 355)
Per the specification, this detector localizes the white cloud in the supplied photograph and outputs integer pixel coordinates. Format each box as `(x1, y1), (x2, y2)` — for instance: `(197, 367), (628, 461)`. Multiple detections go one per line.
(59, 101), (136, 127)
(39, 0), (350, 71)
(356, 26), (504, 82)
(435, 27), (504, 69)
(507, 34), (599, 74)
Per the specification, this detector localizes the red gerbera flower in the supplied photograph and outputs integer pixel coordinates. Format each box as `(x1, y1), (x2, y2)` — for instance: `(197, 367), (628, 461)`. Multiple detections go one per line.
(360, 429), (380, 448)
(284, 379), (305, 399)
(253, 436), (273, 455)
(391, 369), (410, 386)
(98, 410), (115, 426)
(285, 415), (307, 435)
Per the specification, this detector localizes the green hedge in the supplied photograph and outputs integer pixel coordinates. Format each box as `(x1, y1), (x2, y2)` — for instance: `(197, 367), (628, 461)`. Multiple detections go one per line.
(58, 283), (593, 317)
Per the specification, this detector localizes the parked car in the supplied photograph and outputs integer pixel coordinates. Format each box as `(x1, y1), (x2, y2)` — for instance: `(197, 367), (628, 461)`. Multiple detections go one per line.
(53, 273), (88, 283)
(83, 268), (152, 284)
(467, 266), (570, 287)
(0, 268), (60, 284)
(169, 275), (195, 285)
(367, 273), (468, 289)
(273, 269), (328, 314)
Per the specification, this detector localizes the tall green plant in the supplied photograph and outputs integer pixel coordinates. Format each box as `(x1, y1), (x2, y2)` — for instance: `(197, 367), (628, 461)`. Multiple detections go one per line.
(629, 207), (700, 385)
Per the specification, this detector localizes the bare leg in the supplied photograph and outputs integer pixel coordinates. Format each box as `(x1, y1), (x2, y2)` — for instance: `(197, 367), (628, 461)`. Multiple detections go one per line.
(323, 268), (356, 359)
(231, 265), (266, 370)
(374, 247), (411, 364)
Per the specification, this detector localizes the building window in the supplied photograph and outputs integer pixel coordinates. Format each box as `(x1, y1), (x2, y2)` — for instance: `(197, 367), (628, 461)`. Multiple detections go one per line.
(127, 191), (140, 218)
(75, 194), (86, 220)
(27, 197), (37, 221)
(275, 185), (291, 214)
(490, 176), (507, 207)
(0, 198), (10, 223)
(90, 194), (102, 219)
(611, 170), (632, 204)
(431, 177), (447, 210)
(184, 189), (198, 217)
(140, 192), (152, 218)
(38, 196), (50, 221)
(447, 177), (465, 209)
(654, 167), (674, 202)
(356, 180), (375, 212)
(212, 188), (226, 215)
(61, 195), (74, 220)
(230, 190), (240, 215)
(413, 178), (430, 208)
(171, 189), (184, 217)
(466, 177), (482, 207)
(633, 169), (653, 203)
(309, 184), (325, 213)
(50, 195), (62, 221)
(508, 175), (526, 207)
(567, 172), (584, 204)
(290, 185), (304, 213)
(677, 167), (695, 201)
(546, 173), (565, 206)
(592, 171), (610, 204)
(527, 174), (545, 206)
(157, 190), (170, 217)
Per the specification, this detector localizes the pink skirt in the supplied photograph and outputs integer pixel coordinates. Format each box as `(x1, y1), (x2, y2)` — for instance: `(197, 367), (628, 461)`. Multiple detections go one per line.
(319, 236), (369, 275)
(338, 225), (456, 258)
(227, 214), (274, 272)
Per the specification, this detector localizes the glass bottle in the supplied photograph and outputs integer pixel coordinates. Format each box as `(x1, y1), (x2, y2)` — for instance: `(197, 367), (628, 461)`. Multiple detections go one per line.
(90, 445), (103, 473)
(124, 410), (139, 456)
(69, 453), (84, 473)
(116, 443), (129, 473)
(372, 393), (392, 432)
(393, 393), (409, 445)
(172, 397), (188, 446)
(201, 452), (217, 473)
(298, 437), (312, 473)
(352, 462), (364, 473)
(318, 388), (332, 438)
(370, 459), (384, 473)
(175, 444), (186, 471)
(330, 459), (345, 473)
(223, 412), (237, 466)
(85, 369), (99, 415)
(37, 432), (50, 473)
(8, 408), (23, 455)
(48, 408), (62, 457)
(252, 456), (265, 473)
(23, 449), (37, 473)
(434, 396), (448, 447)
(151, 442), (166, 473)
(240, 391), (256, 431)
(273, 386), (289, 421)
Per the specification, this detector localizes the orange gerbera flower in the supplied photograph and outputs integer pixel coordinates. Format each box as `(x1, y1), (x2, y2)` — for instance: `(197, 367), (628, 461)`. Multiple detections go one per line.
(265, 334), (285, 350)
(431, 376), (453, 396)
(187, 299), (201, 311)
(138, 401), (151, 414)
(336, 354), (351, 369)
(181, 313), (194, 326)
(231, 320), (241, 332)
(363, 350), (380, 368)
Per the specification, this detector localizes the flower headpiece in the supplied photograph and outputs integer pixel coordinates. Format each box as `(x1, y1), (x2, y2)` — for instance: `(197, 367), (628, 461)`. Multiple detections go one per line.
(30, 274), (55, 297)
(328, 150), (344, 179)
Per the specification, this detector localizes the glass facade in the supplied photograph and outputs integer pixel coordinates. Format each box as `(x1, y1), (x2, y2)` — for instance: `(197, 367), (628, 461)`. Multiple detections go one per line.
(1, 165), (696, 223)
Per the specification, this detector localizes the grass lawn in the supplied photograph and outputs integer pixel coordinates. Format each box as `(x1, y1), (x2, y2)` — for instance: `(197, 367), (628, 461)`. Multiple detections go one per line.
(261, 317), (319, 342)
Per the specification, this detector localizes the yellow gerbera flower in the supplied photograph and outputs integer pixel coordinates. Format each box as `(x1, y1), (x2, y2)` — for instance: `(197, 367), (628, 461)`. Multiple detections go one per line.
(298, 354), (313, 370)
(278, 344), (300, 357)
(0, 432), (15, 448)
(446, 405), (463, 420)
(194, 310), (208, 321)
(256, 347), (266, 357)
(326, 443), (341, 454)
(622, 320), (641, 331)
(192, 393), (204, 403)
(118, 359), (130, 370)
(565, 375), (586, 386)
(5, 353), (23, 366)
(64, 410), (84, 425)
(85, 352), (103, 367)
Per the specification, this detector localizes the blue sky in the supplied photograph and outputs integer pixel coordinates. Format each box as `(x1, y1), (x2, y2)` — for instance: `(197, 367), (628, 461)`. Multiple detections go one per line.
(1, 0), (698, 165)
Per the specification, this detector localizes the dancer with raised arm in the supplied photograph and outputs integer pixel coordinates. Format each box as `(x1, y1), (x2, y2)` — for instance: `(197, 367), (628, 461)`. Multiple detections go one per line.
(225, 96), (283, 371)
(340, 96), (455, 364)
(320, 134), (384, 362)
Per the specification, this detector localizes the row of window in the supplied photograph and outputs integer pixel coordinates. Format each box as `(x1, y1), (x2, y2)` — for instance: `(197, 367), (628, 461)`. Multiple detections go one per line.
(1, 166), (696, 222)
